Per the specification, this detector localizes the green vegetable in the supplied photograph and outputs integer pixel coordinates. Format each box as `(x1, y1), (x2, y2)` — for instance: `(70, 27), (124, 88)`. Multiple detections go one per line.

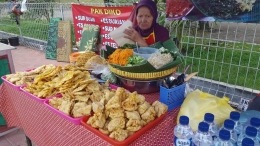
(126, 55), (145, 66)
(118, 43), (137, 49)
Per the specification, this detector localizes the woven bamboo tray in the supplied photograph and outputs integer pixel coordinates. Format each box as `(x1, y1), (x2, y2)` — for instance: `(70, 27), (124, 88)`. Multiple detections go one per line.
(109, 65), (177, 80)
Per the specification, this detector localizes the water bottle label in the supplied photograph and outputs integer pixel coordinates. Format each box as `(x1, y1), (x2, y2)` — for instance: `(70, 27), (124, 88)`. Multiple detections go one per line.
(174, 136), (192, 146)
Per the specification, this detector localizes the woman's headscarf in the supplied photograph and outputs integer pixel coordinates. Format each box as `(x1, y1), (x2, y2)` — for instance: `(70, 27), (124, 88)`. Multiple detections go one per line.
(128, 0), (169, 42)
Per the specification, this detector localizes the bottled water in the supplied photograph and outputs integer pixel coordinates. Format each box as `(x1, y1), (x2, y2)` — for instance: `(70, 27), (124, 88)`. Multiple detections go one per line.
(219, 119), (237, 145)
(174, 116), (194, 146)
(192, 122), (212, 146)
(245, 117), (260, 142)
(242, 137), (254, 146)
(214, 129), (233, 146)
(203, 113), (218, 142)
(237, 126), (260, 146)
(230, 111), (243, 137)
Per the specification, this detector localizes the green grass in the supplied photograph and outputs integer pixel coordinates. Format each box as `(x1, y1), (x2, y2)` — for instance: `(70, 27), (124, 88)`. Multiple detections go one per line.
(182, 36), (260, 90)
(0, 17), (49, 40)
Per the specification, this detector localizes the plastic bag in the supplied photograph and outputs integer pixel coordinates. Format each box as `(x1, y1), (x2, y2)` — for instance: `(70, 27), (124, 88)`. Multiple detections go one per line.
(21, 0), (27, 12)
(91, 63), (117, 84)
(184, 83), (193, 97)
(177, 89), (235, 131)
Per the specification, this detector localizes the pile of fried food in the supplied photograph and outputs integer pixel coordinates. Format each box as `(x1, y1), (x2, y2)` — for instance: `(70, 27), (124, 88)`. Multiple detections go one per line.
(86, 87), (168, 142)
(48, 79), (112, 118)
(5, 64), (55, 86)
(24, 64), (90, 98)
(75, 51), (107, 70)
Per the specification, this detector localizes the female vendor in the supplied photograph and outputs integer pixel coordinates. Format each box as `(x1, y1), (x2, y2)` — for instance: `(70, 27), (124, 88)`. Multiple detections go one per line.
(124, 0), (170, 47)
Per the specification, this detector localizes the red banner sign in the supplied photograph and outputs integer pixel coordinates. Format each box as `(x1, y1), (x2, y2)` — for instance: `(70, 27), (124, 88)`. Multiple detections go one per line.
(72, 4), (133, 48)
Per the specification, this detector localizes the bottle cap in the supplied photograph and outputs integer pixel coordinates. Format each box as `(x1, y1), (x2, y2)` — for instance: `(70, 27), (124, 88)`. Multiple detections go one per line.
(179, 116), (189, 125)
(242, 137), (254, 146)
(250, 117), (260, 128)
(230, 111), (240, 121)
(245, 126), (257, 137)
(204, 113), (214, 123)
(219, 129), (230, 140)
(224, 119), (235, 130)
(198, 122), (209, 132)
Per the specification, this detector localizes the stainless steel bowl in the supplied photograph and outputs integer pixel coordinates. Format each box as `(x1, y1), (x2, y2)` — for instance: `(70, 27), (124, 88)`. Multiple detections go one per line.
(116, 75), (163, 94)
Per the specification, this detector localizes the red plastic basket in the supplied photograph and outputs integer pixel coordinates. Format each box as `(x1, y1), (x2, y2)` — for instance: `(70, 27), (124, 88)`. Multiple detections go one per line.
(81, 112), (167, 146)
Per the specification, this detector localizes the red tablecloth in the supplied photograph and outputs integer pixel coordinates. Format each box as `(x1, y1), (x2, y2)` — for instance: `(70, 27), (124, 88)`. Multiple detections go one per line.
(0, 82), (179, 146)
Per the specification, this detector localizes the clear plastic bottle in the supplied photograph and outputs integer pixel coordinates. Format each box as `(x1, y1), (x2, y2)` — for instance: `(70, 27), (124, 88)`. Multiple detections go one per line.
(242, 137), (254, 146)
(230, 111), (243, 137)
(219, 119), (237, 146)
(192, 122), (212, 146)
(203, 113), (218, 143)
(244, 117), (260, 142)
(237, 126), (260, 146)
(174, 116), (194, 146)
(214, 129), (233, 146)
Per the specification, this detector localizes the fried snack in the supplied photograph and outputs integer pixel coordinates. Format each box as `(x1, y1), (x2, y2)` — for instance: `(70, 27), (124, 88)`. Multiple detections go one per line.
(141, 106), (156, 123)
(87, 110), (106, 129)
(5, 64), (55, 85)
(105, 95), (122, 110)
(103, 88), (115, 104)
(85, 55), (107, 70)
(152, 100), (168, 117)
(137, 101), (150, 115)
(75, 95), (90, 102)
(92, 100), (105, 113)
(58, 99), (74, 116)
(72, 102), (92, 118)
(99, 119), (111, 135)
(49, 97), (64, 109)
(107, 117), (126, 132)
(126, 119), (142, 132)
(115, 87), (129, 101)
(125, 111), (141, 120)
(90, 92), (103, 103)
(108, 108), (125, 119)
(122, 96), (138, 111)
(75, 51), (96, 67)
(136, 94), (145, 105)
(109, 129), (129, 141)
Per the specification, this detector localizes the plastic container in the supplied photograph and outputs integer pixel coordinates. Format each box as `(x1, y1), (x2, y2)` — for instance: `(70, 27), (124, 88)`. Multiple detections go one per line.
(1, 76), (22, 91)
(159, 84), (185, 111)
(202, 113), (218, 142)
(219, 119), (238, 145)
(133, 47), (159, 59)
(214, 129), (233, 146)
(80, 112), (167, 146)
(192, 122), (213, 146)
(237, 126), (260, 146)
(8, 37), (19, 46)
(230, 111), (243, 137)
(242, 137), (255, 146)
(0, 38), (8, 44)
(44, 98), (82, 125)
(173, 115), (193, 146)
(20, 85), (60, 104)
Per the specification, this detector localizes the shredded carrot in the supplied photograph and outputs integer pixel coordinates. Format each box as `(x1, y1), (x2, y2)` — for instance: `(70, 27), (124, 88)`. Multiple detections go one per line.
(108, 49), (133, 66)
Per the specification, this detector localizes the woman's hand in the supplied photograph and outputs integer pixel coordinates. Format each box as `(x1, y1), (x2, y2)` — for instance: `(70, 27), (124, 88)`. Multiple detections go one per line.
(123, 27), (148, 47)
